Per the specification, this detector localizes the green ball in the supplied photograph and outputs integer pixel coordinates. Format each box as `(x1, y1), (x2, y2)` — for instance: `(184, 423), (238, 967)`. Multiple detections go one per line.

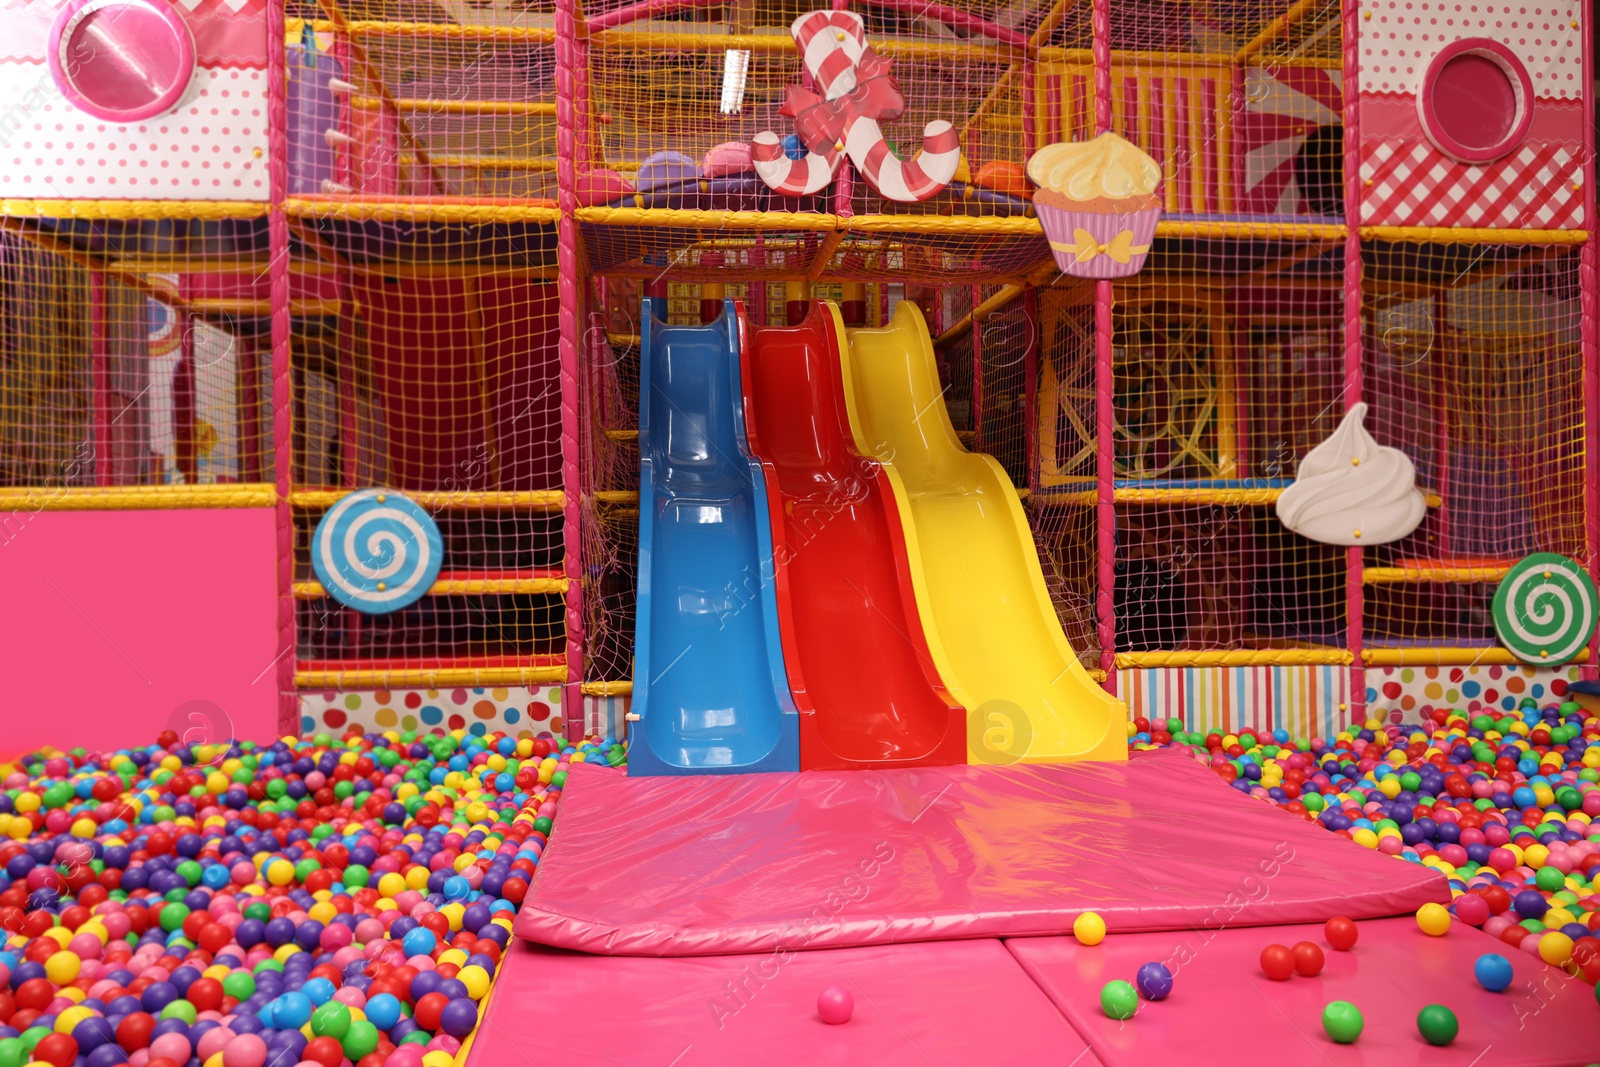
(294, 858), (322, 881)
(1416, 1004), (1458, 1046)
(18, 1028), (48, 1055)
(0, 1037), (23, 1067)
(401, 1031), (432, 1047)
(1556, 787), (1585, 811)
(1099, 980), (1139, 1021)
(161, 999), (198, 1024)
(243, 901), (272, 922)
(159, 902), (190, 932)
(222, 972), (256, 1000)
(551, 770), (568, 788)
(343, 865), (371, 888)
(175, 860), (202, 887)
(311, 1001), (352, 1039)
(533, 817), (553, 835)
(341, 1020), (381, 1060)
(1535, 866), (1565, 892)
(1322, 1000), (1364, 1044)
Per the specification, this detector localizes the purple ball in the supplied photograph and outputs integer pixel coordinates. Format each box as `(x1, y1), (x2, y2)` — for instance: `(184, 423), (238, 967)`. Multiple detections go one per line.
(1135, 961), (1173, 1001)
(1513, 889), (1549, 919)
(439, 998), (480, 1038)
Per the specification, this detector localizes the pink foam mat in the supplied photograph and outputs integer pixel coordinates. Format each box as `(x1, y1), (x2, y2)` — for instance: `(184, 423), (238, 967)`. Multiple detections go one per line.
(514, 748), (1448, 955)
(1008, 919), (1599, 1066)
(464, 936), (1103, 1067)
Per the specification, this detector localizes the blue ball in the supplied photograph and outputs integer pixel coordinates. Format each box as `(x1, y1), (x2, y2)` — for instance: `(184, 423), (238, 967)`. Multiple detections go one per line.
(1134, 961), (1173, 1001)
(1474, 952), (1514, 992)
(365, 992), (402, 1030)
(273, 991), (314, 1030)
(300, 977), (336, 1005)
(401, 927), (438, 958)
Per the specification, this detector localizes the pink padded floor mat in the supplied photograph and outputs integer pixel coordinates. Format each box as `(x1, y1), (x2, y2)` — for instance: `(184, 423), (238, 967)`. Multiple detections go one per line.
(1008, 918), (1599, 1066)
(463, 937), (1104, 1067)
(513, 748), (1448, 955)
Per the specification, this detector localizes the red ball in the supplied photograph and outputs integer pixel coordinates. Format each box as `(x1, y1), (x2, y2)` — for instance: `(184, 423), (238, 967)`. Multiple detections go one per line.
(413, 992), (449, 1030)
(1500, 924), (1530, 948)
(185, 977), (223, 1012)
(1481, 885), (1513, 915)
(14, 977), (55, 1011)
(303, 1036), (345, 1067)
(117, 1011), (156, 1051)
(1292, 941), (1325, 977)
(31, 1032), (77, 1067)
(1260, 944), (1296, 981)
(1324, 916), (1358, 951)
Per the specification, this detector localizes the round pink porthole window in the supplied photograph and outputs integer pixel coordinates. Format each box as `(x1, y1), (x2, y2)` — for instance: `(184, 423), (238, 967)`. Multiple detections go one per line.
(1416, 38), (1532, 164)
(48, 0), (197, 123)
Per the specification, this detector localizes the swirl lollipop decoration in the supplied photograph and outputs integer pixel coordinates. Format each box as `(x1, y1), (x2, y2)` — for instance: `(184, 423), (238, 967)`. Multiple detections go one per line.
(312, 490), (443, 615)
(1491, 553), (1599, 665)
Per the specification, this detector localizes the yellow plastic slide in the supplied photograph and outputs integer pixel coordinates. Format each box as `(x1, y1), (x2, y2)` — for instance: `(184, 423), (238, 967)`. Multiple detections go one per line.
(838, 302), (1128, 764)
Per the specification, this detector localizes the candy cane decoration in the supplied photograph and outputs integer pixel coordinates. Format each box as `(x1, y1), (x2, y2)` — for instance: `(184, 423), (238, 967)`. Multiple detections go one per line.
(753, 12), (960, 203)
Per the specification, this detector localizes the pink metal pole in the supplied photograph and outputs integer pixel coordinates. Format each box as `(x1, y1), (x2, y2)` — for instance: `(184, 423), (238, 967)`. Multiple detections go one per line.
(970, 284), (984, 451)
(558, 0), (587, 740)
(1342, 0), (1365, 722)
(1092, 0), (1116, 694)
(269, 0), (298, 735)
(1583, 0), (1598, 679)
(90, 272), (112, 486)
(1023, 286), (1039, 495)
(174, 316), (197, 483)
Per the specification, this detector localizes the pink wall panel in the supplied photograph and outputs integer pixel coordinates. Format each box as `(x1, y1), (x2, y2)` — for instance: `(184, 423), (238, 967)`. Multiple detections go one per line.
(0, 508), (279, 760)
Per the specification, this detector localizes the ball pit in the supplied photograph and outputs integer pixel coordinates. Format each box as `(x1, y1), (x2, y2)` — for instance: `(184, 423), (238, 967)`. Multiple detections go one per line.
(0, 726), (620, 1067)
(1131, 697), (1600, 993)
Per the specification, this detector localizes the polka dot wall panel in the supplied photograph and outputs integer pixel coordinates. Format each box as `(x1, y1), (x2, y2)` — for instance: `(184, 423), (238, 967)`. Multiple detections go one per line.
(0, 0), (268, 202)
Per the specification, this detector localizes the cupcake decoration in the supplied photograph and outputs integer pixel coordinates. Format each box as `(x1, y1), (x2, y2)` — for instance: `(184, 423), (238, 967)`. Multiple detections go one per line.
(1026, 133), (1163, 279)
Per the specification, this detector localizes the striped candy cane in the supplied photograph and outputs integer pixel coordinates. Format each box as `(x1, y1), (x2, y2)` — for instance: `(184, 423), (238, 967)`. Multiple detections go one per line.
(753, 11), (960, 204)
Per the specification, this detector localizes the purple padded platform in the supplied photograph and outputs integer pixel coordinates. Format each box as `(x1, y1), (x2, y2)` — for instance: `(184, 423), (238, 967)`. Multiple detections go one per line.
(463, 937), (1103, 1067)
(514, 749), (1449, 955)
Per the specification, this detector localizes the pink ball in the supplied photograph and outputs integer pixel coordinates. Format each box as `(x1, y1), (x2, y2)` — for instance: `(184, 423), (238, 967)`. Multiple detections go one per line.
(222, 1033), (268, 1067)
(384, 1046), (426, 1067)
(197, 1026), (236, 1061)
(332, 987), (366, 1009)
(393, 891), (423, 915)
(319, 924), (354, 953)
(102, 913), (131, 939)
(1377, 837), (1404, 856)
(354, 919), (385, 943)
(150, 1033), (192, 1063)
(1453, 894), (1490, 927)
(1483, 823), (1511, 847)
(70, 934), (103, 959)
(1487, 848), (1518, 874)
(231, 862), (258, 885)
(1438, 844), (1469, 868)
(330, 947), (364, 972)
(817, 985), (854, 1025)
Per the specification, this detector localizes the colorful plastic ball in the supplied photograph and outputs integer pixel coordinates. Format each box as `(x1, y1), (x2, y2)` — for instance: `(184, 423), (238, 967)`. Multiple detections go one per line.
(1292, 942), (1325, 978)
(1416, 1005), (1458, 1047)
(816, 986), (853, 1025)
(30, 1032), (77, 1067)
(1323, 916), (1358, 951)
(1537, 932), (1574, 967)
(221, 1034), (267, 1067)
(363, 993), (402, 1031)
(341, 1020), (381, 1060)
(438, 999), (478, 1039)
(310, 1001), (352, 1040)
(1321, 1000), (1364, 1044)
(1072, 912), (1107, 947)
(1416, 903), (1451, 937)
(1099, 980), (1139, 1021)
(1132, 962), (1172, 1001)
(1259, 944), (1296, 981)
(1474, 953), (1514, 993)
(1453, 895), (1491, 928)
(1513, 890), (1549, 920)
(41, 952), (79, 986)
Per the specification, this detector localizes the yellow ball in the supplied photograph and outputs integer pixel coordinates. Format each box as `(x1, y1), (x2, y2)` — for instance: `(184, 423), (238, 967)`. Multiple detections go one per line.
(266, 861), (295, 887)
(1351, 828), (1379, 849)
(456, 964), (491, 1000)
(1523, 844), (1550, 869)
(1073, 912), (1107, 946)
(436, 949), (469, 969)
(422, 1052), (456, 1067)
(13, 793), (40, 814)
(405, 867), (431, 891)
(53, 1005), (96, 1033)
(439, 903), (465, 932)
(377, 872), (408, 899)
(70, 818), (97, 839)
(44, 950), (81, 985)
(1537, 931), (1574, 967)
(1416, 902), (1451, 936)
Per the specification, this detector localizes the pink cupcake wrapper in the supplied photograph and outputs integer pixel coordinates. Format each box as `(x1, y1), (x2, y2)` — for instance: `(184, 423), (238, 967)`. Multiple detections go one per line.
(1037, 204), (1161, 279)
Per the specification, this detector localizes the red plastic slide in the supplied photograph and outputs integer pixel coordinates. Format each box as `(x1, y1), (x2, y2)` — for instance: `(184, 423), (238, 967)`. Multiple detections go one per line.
(740, 301), (965, 769)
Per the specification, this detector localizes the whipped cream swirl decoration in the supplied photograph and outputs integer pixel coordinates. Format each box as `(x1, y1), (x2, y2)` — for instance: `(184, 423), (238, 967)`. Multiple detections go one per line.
(1275, 403), (1426, 546)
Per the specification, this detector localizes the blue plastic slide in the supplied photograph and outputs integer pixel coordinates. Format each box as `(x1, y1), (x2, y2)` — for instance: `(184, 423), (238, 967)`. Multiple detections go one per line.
(626, 299), (800, 775)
